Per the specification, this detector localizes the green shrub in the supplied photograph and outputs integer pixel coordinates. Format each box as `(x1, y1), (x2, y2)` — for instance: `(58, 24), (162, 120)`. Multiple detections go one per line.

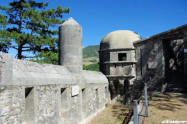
(83, 64), (99, 71)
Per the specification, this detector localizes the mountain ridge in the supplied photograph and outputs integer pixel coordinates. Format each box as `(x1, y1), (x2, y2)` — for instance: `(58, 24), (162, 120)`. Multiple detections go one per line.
(83, 45), (99, 71)
(83, 45), (99, 58)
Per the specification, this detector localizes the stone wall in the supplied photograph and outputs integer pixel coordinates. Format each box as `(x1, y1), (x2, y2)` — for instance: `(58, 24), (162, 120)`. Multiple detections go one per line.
(0, 86), (24, 124)
(0, 53), (110, 124)
(134, 24), (187, 93)
(134, 38), (165, 92)
(99, 50), (110, 75)
(99, 48), (136, 104)
(184, 34), (187, 88)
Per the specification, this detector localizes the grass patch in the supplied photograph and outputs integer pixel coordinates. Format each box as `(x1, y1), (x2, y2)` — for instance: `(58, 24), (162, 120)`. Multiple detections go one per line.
(83, 64), (99, 71)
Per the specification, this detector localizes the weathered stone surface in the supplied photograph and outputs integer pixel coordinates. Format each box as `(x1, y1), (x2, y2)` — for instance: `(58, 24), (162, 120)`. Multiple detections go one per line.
(35, 85), (60, 124)
(23, 87), (35, 124)
(100, 30), (141, 50)
(0, 53), (13, 85)
(0, 17), (110, 124)
(82, 70), (108, 84)
(134, 24), (187, 94)
(59, 17), (82, 74)
(87, 88), (97, 115)
(99, 30), (138, 104)
(12, 59), (77, 85)
(0, 86), (24, 124)
(60, 87), (71, 124)
(0, 53), (110, 124)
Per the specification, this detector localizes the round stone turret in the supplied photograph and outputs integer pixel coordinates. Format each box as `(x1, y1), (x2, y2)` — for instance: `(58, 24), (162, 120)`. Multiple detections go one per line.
(99, 30), (141, 103)
(100, 30), (141, 50)
(59, 17), (82, 73)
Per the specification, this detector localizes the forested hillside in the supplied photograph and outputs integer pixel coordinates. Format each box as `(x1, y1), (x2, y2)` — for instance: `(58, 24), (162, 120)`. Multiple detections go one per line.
(83, 45), (99, 58)
(83, 45), (99, 71)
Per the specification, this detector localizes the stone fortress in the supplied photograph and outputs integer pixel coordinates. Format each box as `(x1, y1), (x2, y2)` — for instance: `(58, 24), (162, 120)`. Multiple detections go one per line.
(100, 24), (187, 104)
(0, 17), (186, 124)
(0, 18), (110, 124)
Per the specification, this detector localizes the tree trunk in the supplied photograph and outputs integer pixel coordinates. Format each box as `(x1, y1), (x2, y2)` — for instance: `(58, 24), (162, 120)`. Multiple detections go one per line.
(18, 45), (23, 59)
(17, 9), (23, 60)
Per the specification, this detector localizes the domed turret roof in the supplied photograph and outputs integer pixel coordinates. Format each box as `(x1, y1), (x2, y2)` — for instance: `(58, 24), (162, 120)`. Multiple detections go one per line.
(100, 30), (141, 50)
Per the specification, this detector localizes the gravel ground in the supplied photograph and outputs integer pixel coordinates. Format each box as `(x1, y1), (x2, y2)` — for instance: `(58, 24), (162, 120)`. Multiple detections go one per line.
(144, 92), (187, 124)
(89, 104), (130, 124)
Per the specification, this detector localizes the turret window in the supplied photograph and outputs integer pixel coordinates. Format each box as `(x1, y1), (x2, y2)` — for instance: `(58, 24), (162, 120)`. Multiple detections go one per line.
(118, 53), (127, 61)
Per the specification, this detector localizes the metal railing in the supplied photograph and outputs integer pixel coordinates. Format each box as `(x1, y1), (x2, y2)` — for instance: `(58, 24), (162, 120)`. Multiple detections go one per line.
(122, 83), (149, 124)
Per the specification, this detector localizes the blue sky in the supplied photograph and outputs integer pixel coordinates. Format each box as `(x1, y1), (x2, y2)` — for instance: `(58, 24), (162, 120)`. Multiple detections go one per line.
(55, 0), (187, 46)
(0, 0), (187, 47)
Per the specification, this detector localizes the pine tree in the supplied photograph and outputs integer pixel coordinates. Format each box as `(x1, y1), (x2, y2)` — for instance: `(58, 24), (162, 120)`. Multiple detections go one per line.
(0, 0), (69, 63)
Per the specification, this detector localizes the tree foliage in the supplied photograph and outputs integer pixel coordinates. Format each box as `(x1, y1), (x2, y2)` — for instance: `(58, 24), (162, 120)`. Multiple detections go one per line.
(0, 0), (69, 62)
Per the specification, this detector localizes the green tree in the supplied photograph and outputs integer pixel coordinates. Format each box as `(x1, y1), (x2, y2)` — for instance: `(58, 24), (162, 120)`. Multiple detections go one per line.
(0, 0), (69, 63)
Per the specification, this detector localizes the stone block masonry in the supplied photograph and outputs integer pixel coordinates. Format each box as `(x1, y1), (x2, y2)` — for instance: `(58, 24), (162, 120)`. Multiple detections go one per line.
(133, 24), (187, 93)
(0, 17), (111, 124)
(0, 53), (110, 124)
(0, 86), (24, 124)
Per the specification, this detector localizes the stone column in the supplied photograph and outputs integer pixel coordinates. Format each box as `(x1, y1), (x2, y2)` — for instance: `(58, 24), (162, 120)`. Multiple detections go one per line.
(59, 17), (83, 123)
(59, 17), (82, 74)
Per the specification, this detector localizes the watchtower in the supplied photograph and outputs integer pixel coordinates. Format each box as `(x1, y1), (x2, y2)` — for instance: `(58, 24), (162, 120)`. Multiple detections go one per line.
(99, 30), (141, 103)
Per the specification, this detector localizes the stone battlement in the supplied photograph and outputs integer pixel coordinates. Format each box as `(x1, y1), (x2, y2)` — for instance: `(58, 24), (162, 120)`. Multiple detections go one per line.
(0, 52), (108, 86)
(0, 17), (111, 124)
(0, 52), (110, 124)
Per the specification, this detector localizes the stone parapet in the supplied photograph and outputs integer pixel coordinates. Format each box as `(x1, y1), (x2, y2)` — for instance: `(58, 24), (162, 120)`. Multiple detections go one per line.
(0, 52), (110, 124)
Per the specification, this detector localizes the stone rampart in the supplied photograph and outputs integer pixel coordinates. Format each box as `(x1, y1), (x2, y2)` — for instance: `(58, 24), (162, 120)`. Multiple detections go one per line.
(0, 52), (110, 124)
